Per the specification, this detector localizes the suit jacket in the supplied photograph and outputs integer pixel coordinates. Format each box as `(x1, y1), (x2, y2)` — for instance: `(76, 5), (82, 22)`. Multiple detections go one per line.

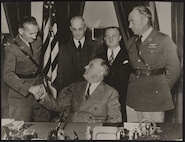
(40, 81), (122, 123)
(126, 29), (180, 111)
(97, 47), (131, 115)
(56, 37), (99, 92)
(4, 35), (42, 99)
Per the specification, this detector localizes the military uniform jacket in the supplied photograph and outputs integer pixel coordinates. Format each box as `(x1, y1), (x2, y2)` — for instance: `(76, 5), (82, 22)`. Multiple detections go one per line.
(56, 37), (99, 92)
(126, 29), (180, 111)
(3, 35), (42, 98)
(40, 81), (122, 123)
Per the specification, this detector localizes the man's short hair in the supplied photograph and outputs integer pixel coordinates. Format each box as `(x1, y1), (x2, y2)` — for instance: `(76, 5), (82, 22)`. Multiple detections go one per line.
(132, 6), (152, 26)
(18, 16), (38, 28)
(70, 16), (86, 26)
(104, 26), (121, 36)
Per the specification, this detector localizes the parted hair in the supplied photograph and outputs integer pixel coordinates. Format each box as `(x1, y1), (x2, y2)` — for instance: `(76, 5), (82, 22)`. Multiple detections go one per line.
(133, 6), (153, 26)
(18, 16), (38, 28)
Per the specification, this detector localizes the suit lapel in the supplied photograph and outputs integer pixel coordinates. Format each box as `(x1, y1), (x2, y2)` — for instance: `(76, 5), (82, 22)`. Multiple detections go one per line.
(112, 48), (125, 65)
(79, 82), (105, 111)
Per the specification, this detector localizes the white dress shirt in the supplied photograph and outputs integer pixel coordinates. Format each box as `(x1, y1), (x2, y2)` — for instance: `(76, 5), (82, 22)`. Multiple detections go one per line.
(85, 82), (101, 96)
(73, 37), (85, 48)
(107, 46), (121, 61)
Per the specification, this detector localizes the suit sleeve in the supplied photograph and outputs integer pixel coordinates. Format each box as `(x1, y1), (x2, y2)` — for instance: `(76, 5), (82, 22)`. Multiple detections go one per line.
(3, 46), (33, 96)
(40, 84), (73, 113)
(106, 89), (122, 123)
(163, 36), (180, 89)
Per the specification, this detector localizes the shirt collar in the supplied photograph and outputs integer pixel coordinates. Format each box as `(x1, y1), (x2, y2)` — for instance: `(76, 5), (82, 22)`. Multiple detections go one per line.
(86, 81), (101, 96)
(19, 35), (30, 47)
(107, 45), (121, 59)
(73, 36), (85, 48)
(141, 27), (153, 42)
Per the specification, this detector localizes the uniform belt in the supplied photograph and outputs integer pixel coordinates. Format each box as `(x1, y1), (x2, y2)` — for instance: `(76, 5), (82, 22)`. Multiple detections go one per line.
(132, 68), (166, 77)
(16, 72), (38, 79)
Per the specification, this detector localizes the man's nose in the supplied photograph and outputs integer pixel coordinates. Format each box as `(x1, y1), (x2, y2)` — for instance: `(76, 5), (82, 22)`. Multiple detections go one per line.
(85, 65), (89, 69)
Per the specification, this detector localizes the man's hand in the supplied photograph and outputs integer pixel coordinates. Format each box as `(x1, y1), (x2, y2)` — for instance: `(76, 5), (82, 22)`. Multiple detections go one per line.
(29, 84), (46, 100)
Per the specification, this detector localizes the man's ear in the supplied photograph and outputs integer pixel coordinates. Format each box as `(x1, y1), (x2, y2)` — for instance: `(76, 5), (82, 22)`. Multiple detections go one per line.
(119, 35), (122, 41)
(18, 28), (24, 35)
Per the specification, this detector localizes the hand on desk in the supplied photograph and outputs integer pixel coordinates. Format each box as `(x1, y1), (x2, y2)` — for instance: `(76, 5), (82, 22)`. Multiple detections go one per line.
(29, 84), (46, 101)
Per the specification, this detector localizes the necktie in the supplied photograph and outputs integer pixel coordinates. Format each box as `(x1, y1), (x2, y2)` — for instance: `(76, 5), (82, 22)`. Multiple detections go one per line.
(85, 83), (91, 100)
(77, 41), (82, 52)
(135, 36), (146, 64)
(108, 49), (114, 65)
(28, 42), (33, 55)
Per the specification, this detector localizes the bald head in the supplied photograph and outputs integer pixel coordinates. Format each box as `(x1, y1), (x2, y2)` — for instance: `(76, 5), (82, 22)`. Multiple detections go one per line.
(70, 16), (87, 40)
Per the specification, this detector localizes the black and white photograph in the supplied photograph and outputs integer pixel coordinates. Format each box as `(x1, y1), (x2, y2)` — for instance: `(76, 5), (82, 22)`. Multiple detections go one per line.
(1, 0), (183, 140)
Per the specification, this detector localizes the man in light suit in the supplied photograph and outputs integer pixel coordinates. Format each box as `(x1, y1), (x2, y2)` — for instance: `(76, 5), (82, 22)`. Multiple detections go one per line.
(30, 58), (122, 123)
(97, 27), (131, 122)
(126, 6), (180, 122)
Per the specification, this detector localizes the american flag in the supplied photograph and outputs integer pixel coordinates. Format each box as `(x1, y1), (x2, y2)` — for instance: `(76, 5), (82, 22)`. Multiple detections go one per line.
(42, 1), (59, 99)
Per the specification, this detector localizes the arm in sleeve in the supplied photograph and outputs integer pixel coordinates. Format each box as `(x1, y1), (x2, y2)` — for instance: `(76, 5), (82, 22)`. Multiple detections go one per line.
(39, 84), (73, 112)
(106, 89), (122, 123)
(3, 47), (33, 96)
(163, 36), (181, 89)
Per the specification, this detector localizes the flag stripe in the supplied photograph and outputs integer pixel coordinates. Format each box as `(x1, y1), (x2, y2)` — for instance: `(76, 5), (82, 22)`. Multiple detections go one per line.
(42, 1), (59, 99)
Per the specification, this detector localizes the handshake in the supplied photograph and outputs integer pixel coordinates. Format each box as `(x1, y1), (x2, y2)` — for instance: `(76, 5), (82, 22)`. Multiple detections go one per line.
(29, 84), (47, 101)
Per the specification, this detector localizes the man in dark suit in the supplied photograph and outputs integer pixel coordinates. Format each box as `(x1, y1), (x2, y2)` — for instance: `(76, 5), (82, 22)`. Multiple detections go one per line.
(126, 6), (180, 122)
(30, 58), (122, 123)
(3, 16), (50, 121)
(56, 16), (99, 92)
(97, 27), (131, 122)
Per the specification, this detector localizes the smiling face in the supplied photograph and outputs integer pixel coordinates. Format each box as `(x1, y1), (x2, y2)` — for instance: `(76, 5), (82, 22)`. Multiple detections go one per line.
(70, 17), (87, 40)
(104, 28), (121, 49)
(128, 9), (148, 35)
(19, 23), (39, 43)
(83, 58), (105, 83)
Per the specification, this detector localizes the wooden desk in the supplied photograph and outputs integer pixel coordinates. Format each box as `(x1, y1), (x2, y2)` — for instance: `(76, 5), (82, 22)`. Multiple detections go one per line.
(25, 122), (182, 140)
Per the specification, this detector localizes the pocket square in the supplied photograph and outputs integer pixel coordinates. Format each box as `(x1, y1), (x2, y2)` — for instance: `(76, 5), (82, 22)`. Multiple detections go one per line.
(122, 60), (128, 64)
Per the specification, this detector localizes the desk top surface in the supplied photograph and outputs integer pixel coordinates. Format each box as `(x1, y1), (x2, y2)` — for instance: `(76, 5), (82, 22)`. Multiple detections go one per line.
(24, 122), (182, 140)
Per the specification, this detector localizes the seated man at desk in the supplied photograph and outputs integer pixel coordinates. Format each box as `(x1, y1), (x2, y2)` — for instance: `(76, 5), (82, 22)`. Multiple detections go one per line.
(29, 58), (122, 123)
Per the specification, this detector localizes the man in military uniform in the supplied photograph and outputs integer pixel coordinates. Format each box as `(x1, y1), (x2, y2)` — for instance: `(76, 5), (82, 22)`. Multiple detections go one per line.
(3, 16), (50, 121)
(126, 6), (180, 122)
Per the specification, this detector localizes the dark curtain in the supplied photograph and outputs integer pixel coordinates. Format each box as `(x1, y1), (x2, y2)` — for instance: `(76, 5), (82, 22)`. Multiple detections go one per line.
(113, 1), (159, 48)
(3, 2), (31, 37)
(55, 1), (85, 44)
(169, 2), (184, 123)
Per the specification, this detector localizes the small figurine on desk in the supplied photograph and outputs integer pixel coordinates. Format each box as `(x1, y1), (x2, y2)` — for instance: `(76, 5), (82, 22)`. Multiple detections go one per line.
(47, 128), (57, 140)
(119, 129), (129, 140)
(86, 126), (93, 140)
(73, 130), (79, 140)
(57, 128), (65, 140)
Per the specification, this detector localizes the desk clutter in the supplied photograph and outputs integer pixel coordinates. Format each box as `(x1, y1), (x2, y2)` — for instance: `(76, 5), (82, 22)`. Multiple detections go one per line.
(1, 119), (38, 140)
(1, 119), (162, 140)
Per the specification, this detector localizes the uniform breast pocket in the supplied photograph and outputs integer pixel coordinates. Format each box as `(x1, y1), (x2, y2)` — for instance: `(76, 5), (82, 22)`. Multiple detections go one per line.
(143, 45), (164, 65)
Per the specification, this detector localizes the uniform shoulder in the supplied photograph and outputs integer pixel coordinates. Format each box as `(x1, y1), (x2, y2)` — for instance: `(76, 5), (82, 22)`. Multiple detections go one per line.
(153, 30), (170, 41)
(4, 38), (19, 53)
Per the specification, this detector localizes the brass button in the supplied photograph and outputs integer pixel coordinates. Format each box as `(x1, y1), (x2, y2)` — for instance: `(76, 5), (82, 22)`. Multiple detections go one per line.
(137, 59), (141, 62)
(155, 90), (159, 94)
